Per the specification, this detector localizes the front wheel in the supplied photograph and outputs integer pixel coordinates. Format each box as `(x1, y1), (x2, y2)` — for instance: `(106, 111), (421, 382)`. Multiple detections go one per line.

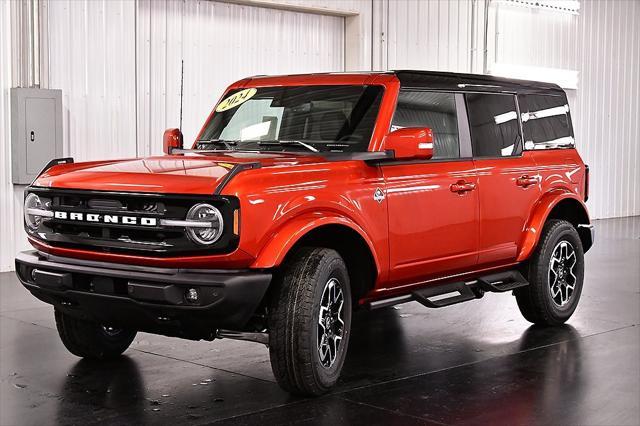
(55, 310), (137, 360)
(515, 219), (585, 325)
(268, 247), (352, 396)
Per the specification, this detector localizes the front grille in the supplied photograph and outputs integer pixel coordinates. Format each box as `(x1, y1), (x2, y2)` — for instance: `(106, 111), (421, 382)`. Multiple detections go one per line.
(87, 198), (125, 211)
(27, 188), (239, 256)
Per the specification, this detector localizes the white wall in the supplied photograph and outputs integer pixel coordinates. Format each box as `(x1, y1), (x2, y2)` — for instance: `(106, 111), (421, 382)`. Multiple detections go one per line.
(48, 0), (138, 161)
(136, 0), (345, 156)
(385, 0), (481, 73)
(0, 0), (15, 272)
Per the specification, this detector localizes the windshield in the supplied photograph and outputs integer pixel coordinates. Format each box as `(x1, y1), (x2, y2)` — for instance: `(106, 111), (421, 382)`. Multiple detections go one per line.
(197, 85), (384, 153)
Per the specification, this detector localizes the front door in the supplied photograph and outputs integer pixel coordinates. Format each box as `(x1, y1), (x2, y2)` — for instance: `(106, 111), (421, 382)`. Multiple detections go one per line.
(382, 91), (479, 286)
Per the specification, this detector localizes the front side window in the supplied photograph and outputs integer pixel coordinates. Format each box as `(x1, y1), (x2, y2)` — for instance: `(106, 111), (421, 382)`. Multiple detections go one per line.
(466, 93), (522, 158)
(519, 94), (574, 150)
(391, 91), (460, 160)
(198, 85), (384, 153)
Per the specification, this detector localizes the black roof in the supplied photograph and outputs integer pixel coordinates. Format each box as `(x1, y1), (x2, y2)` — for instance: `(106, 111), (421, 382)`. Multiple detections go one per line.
(393, 70), (566, 96)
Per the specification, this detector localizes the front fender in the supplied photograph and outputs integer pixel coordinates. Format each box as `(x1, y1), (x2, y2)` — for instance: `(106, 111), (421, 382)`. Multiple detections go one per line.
(251, 212), (381, 273)
(517, 189), (590, 262)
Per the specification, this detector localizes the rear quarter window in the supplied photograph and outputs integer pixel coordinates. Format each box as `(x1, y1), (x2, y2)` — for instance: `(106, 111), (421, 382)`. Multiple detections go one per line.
(519, 94), (575, 150)
(465, 93), (522, 158)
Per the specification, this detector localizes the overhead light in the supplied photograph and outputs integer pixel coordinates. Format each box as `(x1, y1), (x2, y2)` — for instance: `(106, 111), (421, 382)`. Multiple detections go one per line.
(494, 0), (580, 15)
(240, 121), (271, 141)
(522, 105), (569, 122)
(494, 110), (517, 125)
(490, 63), (579, 90)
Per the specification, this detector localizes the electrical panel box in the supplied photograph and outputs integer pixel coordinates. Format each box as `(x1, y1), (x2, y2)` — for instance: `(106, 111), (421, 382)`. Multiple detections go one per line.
(11, 88), (63, 184)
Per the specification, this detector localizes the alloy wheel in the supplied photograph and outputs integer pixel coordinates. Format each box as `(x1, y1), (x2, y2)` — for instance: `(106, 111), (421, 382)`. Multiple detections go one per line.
(317, 277), (345, 368)
(548, 240), (578, 307)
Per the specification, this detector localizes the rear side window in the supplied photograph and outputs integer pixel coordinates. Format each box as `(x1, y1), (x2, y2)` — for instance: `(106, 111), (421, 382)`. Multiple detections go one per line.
(519, 94), (574, 149)
(391, 91), (460, 159)
(465, 93), (521, 157)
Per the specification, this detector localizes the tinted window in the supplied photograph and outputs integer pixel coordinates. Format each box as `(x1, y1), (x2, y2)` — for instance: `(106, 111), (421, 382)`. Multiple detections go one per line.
(519, 94), (574, 149)
(466, 93), (521, 157)
(199, 85), (383, 153)
(391, 91), (460, 159)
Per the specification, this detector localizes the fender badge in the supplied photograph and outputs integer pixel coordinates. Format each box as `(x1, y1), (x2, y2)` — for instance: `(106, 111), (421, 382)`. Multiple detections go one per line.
(373, 188), (385, 203)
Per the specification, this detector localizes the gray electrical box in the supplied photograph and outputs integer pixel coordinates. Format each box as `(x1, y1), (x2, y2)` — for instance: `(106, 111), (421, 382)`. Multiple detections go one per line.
(11, 88), (63, 184)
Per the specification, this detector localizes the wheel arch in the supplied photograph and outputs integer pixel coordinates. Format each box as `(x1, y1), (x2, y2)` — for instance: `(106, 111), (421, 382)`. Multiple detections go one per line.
(252, 215), (380, 303)
(518, 191), (592, 261)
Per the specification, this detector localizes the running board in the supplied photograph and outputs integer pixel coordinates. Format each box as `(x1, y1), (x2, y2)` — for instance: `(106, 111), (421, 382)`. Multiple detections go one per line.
(412, 281), (477, 308)
(370, 269), (530, 310)
(476, 270), (529, 292)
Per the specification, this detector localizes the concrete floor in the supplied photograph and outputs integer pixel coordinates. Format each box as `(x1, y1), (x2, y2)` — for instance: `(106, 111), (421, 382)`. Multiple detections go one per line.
(1, 216), (639, 426)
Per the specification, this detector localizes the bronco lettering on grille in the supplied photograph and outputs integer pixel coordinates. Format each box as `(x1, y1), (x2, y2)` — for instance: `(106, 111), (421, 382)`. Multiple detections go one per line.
(53, 211), (157, 226)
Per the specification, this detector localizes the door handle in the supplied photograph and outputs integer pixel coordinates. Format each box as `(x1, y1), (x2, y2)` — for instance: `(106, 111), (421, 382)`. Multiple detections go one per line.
(450, 180), (476, 194)
(516, 175), (539, 187)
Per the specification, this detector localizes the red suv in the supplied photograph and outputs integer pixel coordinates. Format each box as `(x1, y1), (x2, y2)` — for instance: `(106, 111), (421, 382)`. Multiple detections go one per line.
(16, 71), (593, 395)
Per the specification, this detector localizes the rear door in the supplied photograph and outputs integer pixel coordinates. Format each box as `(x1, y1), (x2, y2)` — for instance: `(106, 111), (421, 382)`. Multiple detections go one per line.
(465, 92), (541, 266)
(382, 91), (479, 286)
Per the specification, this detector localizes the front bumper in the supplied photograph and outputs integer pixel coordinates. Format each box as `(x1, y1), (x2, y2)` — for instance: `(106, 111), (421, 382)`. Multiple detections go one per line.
(15, 250), (272, 340)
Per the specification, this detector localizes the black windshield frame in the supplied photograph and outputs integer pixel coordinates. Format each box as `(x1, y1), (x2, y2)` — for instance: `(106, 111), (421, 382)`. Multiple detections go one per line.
(197, 85), (384, 153)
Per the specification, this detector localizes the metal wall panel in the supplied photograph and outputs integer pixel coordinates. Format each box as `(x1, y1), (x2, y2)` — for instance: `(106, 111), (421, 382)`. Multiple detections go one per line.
(47, 0), (138, 161)
(1, 0), (14, 271)
(136, 0), (345, 155)
(386, 0), (477, 73)
(492, 0), (640, 219)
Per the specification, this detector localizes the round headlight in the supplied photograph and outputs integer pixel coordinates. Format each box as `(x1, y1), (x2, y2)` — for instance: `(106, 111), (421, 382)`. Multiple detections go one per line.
(185, 203), (224, 245)
(24, 193), (49, 231)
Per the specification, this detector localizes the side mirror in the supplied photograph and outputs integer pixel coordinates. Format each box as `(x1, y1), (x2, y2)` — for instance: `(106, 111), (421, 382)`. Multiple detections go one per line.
(383, 127), (434, 160)
(163, 128), (184, 155)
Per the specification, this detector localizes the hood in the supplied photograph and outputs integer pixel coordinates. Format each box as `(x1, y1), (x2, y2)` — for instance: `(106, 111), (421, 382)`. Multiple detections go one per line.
(34, 151), (324, 194)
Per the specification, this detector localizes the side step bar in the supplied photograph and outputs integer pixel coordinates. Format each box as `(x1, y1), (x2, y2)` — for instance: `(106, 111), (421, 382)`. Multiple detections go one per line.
(412, 281), (477, 308)
(370, 270), (530, 310)
(477, 270), (529, 292)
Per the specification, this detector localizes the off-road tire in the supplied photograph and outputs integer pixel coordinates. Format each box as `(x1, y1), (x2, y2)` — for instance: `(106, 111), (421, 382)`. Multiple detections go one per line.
(54, 309), (137, 359)
(268, 247), (352, 396)
(515, 219), (585, 325)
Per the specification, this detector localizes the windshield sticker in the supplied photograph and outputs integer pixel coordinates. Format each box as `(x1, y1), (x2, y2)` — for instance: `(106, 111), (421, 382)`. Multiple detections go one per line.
(216, 88), (257, 112)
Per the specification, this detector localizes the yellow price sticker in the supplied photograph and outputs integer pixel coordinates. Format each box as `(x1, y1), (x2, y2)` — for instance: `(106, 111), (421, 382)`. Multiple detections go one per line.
(215, 88), (257, 112)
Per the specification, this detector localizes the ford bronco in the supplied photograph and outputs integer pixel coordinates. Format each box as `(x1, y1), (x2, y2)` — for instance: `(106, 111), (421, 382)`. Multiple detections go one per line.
(15, 71), (593, 396)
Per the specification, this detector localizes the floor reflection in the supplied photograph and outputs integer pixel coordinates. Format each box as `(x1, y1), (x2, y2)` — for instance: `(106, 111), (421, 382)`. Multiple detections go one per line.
(514, 325), (585, 425)
(57, 356), (146, 424)
(341, 323), (586, 425)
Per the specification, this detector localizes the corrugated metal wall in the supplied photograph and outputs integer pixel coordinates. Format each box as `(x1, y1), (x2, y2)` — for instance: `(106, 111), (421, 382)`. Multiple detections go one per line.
(1, 0), (14, 272)
(47, 0), (344, 160)
(136, 0), (344, 156)
(48, 0), (138, 161)
(386, 0), (479, 73)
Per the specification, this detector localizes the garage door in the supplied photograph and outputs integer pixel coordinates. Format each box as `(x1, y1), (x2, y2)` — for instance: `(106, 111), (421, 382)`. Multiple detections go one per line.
(136, 0), (345, 155)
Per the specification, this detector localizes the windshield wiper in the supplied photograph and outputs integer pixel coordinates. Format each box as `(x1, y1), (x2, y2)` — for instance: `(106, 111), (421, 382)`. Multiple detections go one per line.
(196, 139), (238, 150)
(258, 140), (319, 153)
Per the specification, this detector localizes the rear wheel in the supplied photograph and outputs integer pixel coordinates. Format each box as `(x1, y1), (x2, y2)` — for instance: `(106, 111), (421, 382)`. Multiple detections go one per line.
(54, 309), (137, 360)
(268, 247), (352, 396)
(515, 219), (585, 325)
